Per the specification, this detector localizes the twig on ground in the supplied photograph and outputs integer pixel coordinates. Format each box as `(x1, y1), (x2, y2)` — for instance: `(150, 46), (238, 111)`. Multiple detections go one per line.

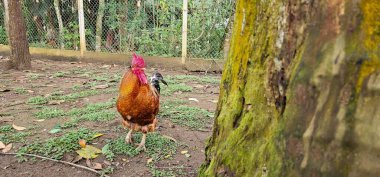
(155, 166), (191, 169)
(0, 152), (109, 177)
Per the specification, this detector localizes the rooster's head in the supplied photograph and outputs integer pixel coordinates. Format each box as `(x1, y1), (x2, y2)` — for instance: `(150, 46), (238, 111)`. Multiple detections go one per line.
(131, 53), (147, 84)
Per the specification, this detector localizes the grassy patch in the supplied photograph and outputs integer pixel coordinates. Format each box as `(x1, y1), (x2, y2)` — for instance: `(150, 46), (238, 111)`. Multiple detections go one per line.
(92, 75), (109, 82)
(32, 102), (115, 123)
(166, 75), (220, 84)
(27, 96), (48, 105)
(161, 83), (192, 96)
(149, 165), (185, 177)
(27, 73), (40, 80)
(14, 87), (27, 94)
(105, 132), (177, 161)
(160, 100), (213, 129)
(27, 89), (109, 105)
(0, 125), (13, 133)
(71, 84), (83, 91)
(18, 128), (97, 160)
(34, 107), (66, 119)
(0, 132), (31, 144)
(53, 71), (68, 77)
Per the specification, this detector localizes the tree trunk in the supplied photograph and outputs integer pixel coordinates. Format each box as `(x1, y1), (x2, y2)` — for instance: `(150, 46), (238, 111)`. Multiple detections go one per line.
(54, 0), (64, 49)
(3, 0), (9, 41)
(95, 0), (105, 52)
(118, 0), (128, 52)
(7, 0), (31, 70)
(200, 0), (380, 177)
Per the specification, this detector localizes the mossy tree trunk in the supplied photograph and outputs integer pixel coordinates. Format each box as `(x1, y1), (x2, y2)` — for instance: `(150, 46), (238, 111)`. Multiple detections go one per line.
(7, 0), (31, 70)
(200, 0), (380, 177)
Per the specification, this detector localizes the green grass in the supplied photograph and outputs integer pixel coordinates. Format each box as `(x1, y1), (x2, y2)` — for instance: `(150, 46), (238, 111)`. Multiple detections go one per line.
(161, 83), (193, 96)
(27, 96), (48, 105)
(14, 87), (27, 94)
(149, 165), (185, 177)
(160, 100), (214, 129)
(0, 125), (13, 133)
(18, 128), (97, 160)
(34, 107), (66, 119)
(33, 102), (115, 123)
(71, 84), (83, 91)
(92, 75), (109, 81)
(27, 73), (40, 80)
(166, 75), (220, 84)
(0, 132), (31, 144)
(53, 71), (68, 77)
(27, 89), (110, 105)
(105, 132), (177, 161)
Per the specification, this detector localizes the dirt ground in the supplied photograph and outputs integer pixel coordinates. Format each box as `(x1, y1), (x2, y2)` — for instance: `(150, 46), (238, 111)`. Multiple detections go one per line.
(0, 59), (220, 177)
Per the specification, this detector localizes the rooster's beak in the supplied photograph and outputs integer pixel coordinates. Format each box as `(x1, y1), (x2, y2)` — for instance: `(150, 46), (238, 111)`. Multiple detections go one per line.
(161, 79), (168, 86)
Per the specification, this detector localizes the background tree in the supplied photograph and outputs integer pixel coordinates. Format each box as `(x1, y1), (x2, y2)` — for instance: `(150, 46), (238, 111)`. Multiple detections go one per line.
(54, 0), (64, 49)
(200, 0), (380, 176)
(7, 0), (31, 69)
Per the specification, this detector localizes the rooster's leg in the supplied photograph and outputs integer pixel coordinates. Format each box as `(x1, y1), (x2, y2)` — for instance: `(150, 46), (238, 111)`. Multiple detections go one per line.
(125, 129), (134, 144)
(136, 133), (147, 151)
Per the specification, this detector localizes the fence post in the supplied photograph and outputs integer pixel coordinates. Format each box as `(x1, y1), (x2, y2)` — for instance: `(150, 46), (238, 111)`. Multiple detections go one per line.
(181, 0), (188, 64)
(78, 0), (86, 56)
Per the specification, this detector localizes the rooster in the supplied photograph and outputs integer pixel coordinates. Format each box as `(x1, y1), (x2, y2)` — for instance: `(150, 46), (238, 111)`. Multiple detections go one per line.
(116, 53), (167, 150)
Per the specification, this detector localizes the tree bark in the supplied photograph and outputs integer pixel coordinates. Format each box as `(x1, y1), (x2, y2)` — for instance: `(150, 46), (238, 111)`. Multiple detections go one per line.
(3, 0), (9, 41)
(7, 0), (31, 70)
(95, 0), (105, 52)
(118, 0), (128, 52)
(54, 0), (64, 49)
(200, 0), (380, 177)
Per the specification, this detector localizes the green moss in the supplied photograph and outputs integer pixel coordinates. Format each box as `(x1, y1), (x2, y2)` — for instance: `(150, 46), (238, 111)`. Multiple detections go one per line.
(200, 0), (286, 176)
(361, 0), (380, 61)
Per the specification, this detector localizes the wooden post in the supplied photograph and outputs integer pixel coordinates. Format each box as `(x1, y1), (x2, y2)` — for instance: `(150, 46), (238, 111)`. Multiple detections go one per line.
(78, 0), (86, 56)
(181, 0), (188, 64)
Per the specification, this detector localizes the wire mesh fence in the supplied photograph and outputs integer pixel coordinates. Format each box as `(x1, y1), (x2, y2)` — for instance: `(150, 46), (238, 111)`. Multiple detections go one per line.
(0, 0), (235, 60)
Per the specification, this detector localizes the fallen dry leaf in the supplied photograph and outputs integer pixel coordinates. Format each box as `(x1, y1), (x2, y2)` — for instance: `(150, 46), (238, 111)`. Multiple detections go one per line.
(0, 141), (5, 149)
(162, 135), (177, 143)
(92, 84), (109, 89)
(91, 133), (104, 139)
(86, 159), (102, 170)
(103, 160), (111, 166)
(181, 150), (188, 154)
(12, 124), (26, 131)
(146, 158), (153, 164)
(33, 119), (45, 122)
(188, 98), (199, 102)
(72, 155), (83, 163)
(76, 145), (101, 159)
(79, 139), (86, 148)
(2, 143), (12, 153)
(185, 154), (191, 158)
(91, 162), (103, 170)
(48, 100), (65, 105)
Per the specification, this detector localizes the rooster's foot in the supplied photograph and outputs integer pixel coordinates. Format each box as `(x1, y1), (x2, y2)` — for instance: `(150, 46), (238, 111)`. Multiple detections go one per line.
(135, 133), (147, 151)
(125, 129), (134, 144)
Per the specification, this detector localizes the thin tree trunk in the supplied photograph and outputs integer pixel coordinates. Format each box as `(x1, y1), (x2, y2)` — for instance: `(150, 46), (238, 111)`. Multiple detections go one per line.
(118, 0), (128, 52)
(54, 0), (64, 49)
(200, 0), (380, 177)
(95, 0), (105, 52)
(7, 0), (31, 70)
(3, 0), (9, 42)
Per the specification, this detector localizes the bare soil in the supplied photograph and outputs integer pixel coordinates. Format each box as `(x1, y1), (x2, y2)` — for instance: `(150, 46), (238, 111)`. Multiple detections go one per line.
(0, 59), (220, 177)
